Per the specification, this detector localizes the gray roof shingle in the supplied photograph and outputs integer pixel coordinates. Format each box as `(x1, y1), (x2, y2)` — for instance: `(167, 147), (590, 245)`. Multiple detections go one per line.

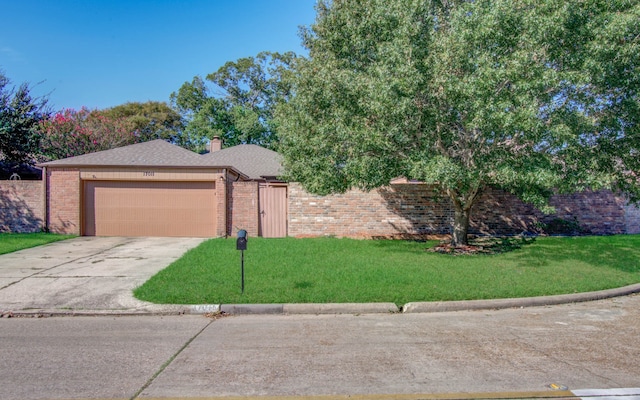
(39, 140), (209, 167)
(201, 144), (283, 180)
(39, 139), (284, 180)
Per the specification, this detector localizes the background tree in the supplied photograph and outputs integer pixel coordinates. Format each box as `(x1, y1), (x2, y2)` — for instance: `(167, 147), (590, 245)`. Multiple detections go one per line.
(276, 0), (640, 246)
(101, 101), (183, 143)
(38, 108), (138, 160)
(0, 72), (50, 163)
(171, 51), (298, 152)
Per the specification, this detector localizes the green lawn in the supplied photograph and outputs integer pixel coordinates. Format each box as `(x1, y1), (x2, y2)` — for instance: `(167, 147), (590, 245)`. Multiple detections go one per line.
(133, 235), (640, 306)
(0, 232), (75, 255)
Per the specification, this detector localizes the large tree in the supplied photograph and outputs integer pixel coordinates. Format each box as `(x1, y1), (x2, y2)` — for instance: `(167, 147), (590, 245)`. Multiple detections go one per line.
(101, 101), (183, 143)
(276, 0), (640, 246)
(0, 72), (50, 163)
(38, 108), (139, 161)
(171, 51), (298, 152)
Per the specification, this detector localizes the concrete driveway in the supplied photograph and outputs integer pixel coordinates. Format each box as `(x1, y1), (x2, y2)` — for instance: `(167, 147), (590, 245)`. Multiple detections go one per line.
(0, 236), (206, 314)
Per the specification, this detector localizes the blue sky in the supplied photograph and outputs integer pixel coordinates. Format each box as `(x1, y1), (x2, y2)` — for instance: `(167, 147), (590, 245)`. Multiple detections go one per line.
(1, 0), (316, 111)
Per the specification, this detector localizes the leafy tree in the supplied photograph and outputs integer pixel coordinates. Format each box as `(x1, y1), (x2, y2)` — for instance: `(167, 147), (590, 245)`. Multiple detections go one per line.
(0, 72), (50, 163)
(101, 101), (183, 143)
(38, 108), (138, 160)
(171, 51), (298, 152)
(276, 0), (640, 246)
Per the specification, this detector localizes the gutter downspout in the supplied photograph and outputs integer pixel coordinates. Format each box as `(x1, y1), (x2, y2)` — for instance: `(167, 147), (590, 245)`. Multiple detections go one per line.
(223, 168), (228, 238)
(42, 166), (48, 232)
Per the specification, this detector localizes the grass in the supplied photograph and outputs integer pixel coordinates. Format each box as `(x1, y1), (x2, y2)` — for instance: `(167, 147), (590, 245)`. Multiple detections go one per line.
(133, 235), (640, 306)
(0, 232), (75, 255)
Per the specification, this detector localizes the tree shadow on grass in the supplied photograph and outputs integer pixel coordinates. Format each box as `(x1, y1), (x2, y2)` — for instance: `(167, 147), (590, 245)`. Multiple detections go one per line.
(513, 236), (640, 272)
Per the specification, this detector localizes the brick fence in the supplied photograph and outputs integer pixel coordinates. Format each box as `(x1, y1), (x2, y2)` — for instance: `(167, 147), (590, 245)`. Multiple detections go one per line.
(288, 183), (639, 238)
(2, 178), (638, 237)
(0, 181), (44, 233)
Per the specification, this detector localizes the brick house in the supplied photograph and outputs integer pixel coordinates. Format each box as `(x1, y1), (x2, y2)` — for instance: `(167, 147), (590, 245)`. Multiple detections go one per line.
(3, 139), (638, 237)
(38, 138), (287, 238)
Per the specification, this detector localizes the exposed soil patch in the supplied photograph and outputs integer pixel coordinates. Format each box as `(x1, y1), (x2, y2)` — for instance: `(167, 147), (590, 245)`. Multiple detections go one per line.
(428, 236), (537, 255)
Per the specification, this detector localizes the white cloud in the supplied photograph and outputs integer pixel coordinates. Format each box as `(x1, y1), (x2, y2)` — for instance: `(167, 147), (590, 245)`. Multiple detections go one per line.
(0, 46), (24, 63)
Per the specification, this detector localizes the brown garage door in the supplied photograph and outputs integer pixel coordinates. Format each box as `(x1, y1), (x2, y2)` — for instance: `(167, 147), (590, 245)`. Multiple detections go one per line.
(84, 181), (217, 237)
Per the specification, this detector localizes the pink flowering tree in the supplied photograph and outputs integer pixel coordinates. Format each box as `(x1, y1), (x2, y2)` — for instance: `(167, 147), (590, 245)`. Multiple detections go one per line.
(38, 108), (139, 161)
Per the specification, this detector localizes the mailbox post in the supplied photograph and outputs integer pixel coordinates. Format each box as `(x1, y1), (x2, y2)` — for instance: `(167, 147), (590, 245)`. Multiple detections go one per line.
(236, 230), (247, 293)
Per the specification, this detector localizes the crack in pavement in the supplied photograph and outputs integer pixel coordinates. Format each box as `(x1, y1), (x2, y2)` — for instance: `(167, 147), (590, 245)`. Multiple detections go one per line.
(129, 317), (217, 400)
(0, 239), (131, 290)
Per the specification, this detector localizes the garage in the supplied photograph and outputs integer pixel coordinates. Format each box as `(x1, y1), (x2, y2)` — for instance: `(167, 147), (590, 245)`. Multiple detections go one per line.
(83, 180), (217, 237)
(40, 139), (283, 238)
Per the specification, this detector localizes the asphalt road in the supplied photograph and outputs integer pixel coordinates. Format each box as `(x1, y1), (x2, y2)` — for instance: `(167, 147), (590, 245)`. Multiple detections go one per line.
(1, 294), (639, 400)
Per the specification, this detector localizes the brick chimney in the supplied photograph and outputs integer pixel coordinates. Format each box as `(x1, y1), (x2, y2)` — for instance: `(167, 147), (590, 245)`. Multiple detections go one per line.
(211, 136), (222, 152)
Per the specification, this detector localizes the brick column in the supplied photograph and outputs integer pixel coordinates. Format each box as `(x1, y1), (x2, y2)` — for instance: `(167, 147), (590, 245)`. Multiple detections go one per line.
(46, 168), (81, 234)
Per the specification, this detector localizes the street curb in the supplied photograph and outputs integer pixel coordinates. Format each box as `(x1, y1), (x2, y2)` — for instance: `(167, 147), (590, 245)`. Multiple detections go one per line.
(403, 283), (640, 313)
(4, 284), (639, 317)
(214, 303), (400, 315)
(284, 302), (399, 314)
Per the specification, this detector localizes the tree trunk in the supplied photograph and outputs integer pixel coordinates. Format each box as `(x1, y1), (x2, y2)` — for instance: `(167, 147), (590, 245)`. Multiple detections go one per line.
(451, 205), (471, 247)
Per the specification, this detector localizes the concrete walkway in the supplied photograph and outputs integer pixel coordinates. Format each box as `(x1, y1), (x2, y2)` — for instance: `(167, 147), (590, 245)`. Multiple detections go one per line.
(0, 236), (205, 314)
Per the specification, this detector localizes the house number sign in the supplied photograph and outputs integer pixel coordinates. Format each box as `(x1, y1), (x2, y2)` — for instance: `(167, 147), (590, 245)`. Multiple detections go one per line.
(143, 171), (155, 177)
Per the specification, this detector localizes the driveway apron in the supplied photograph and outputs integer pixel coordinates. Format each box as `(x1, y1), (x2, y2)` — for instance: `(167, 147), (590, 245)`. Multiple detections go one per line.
(0, 236), (206, 313)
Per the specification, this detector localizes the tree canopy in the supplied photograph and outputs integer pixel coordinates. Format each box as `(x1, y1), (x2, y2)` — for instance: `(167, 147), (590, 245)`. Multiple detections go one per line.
(101, 101), (183, 143)
(276, 0), (640, 246)
(38, 108), (139, 161)
(171, 51), (298, 152)
(0, 72), (50, 163)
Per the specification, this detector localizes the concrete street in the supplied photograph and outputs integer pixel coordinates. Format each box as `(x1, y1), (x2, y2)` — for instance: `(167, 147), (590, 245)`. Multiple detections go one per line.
(1, 294), (639, 400)
(1, 237), (639, 399)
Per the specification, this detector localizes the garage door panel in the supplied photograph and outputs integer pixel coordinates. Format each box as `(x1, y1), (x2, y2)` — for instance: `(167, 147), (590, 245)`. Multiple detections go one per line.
(84, 181), (217, 237)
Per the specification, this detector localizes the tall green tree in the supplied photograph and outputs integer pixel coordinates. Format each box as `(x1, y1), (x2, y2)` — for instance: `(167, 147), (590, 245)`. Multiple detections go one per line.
(101, 101), (183, 143)
(0, 72), (50, 163)
(171, 51), (298, 152)
(276, 0), (640, 246)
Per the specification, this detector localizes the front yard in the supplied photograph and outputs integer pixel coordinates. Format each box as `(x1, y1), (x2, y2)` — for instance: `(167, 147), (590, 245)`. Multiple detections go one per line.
(133, 235), (640, 306)
(0, 233), (75, 255)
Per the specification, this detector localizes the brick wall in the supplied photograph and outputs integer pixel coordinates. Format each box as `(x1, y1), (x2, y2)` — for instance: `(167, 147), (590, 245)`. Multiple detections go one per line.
(624, 201), (640, 234)
(469, 188), (541, 235)
(289, 183), (638, 238)
(288, 183), (453, 237)
(470, 188), (629, 235)
(46, 168), (80, 235)
(227, 181), (259, 237)
(0, 181), (44, 233)
(546, 190), (627, 235)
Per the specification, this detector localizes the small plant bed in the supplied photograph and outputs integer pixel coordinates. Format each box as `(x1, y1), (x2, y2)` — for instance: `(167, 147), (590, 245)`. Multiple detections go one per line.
(0, 232), (75, 255)
(133, 235), (640, 306)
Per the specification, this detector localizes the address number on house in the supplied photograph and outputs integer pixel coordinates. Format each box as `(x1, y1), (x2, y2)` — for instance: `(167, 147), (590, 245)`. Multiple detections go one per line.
(143, 171), (155, 177)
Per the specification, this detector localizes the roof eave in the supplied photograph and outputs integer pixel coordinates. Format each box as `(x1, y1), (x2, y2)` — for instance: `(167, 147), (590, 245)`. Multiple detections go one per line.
(39, 163), (249, 180)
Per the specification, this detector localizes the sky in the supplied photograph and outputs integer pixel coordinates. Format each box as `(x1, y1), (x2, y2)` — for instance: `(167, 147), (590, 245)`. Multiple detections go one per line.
(1, 0), (317, 111)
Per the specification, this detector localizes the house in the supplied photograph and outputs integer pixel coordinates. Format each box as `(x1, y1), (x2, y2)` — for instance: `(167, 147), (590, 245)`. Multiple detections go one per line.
(24, 138), (640, 238)
(39, 138), (287, 238)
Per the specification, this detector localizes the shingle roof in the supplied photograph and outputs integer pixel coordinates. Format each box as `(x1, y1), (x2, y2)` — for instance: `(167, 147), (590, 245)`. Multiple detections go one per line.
(39, 139), (209, 168)
(38, 139), (284, 180)
(201, 144), (283, 180)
